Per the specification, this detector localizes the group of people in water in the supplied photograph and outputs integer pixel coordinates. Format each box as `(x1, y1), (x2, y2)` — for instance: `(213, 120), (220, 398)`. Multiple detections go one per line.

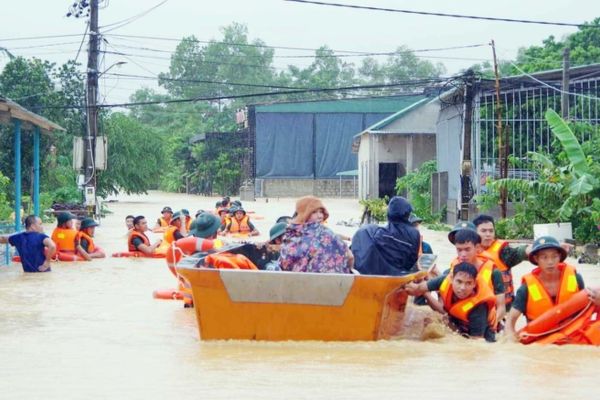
(2, 194), (599, 344)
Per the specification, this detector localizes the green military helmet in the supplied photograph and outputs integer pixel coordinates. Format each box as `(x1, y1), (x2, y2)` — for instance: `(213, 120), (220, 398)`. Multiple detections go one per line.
(528, 236), (567, 265)
(448, 221), (477, 244)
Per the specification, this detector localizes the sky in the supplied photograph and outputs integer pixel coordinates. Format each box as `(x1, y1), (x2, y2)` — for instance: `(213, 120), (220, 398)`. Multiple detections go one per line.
(1, 0), (600, 105)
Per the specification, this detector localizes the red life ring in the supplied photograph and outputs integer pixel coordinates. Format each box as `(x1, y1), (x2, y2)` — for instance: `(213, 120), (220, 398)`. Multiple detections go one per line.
(519, 290), (591, 344)
(152, 289), (184, 300)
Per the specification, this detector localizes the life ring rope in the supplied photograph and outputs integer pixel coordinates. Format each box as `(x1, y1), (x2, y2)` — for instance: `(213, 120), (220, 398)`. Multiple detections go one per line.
(520, 301), (594, 339)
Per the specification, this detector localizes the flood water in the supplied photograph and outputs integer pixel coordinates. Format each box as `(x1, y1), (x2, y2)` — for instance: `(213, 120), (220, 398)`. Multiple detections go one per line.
(1, 192), (598, 399)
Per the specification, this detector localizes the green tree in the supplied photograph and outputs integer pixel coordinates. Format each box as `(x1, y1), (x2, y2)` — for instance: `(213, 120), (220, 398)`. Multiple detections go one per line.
(96, 113), (165, 196)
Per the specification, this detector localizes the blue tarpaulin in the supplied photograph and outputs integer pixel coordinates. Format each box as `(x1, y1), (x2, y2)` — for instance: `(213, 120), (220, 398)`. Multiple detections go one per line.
(255, 111), (394, 178)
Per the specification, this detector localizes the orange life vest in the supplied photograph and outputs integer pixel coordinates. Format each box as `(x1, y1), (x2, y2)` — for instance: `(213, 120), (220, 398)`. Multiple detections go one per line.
(229, 215), (251, 234)
(158, 217), (170, 227)
(522, 263), (579, 322)
(480, 240), (514, 307)
(440, 260), (497, 329)
(128, 230), (150, 252)
(204, 252), (258, 270)
(449, 258), (496, 292)
(76, 231), (96, 253)
(51, 227), (77, 252)
(163, 226), (180, 244)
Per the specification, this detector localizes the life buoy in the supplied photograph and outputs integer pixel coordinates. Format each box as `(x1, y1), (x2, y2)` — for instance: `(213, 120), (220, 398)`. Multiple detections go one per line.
(519, 290), (592, 344)
(204, 252), (258, 270)
(111, 251), (165, 258)
(152, 288), (184, 300)
(165, 236), (217, 276)
(55, 251), (86, 262)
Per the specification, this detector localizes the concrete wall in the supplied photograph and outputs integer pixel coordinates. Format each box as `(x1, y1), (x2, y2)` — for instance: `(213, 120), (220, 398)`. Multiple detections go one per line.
(435, 103), (464, 215)
(357, 133), (436, 199)
(383, 102), (439, 133)
(256, 178), (358, 198)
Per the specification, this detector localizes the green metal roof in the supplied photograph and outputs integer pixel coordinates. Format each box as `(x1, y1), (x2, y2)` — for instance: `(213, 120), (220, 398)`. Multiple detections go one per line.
(254, 95), (426, 113)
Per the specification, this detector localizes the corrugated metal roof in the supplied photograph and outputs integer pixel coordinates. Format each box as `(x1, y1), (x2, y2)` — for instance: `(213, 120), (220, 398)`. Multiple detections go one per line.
(0, 96), (65, 133)
(254, 94), (425, 113)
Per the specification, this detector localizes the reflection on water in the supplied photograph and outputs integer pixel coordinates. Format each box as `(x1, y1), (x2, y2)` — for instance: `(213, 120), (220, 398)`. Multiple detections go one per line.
(0, 192), (598, 399)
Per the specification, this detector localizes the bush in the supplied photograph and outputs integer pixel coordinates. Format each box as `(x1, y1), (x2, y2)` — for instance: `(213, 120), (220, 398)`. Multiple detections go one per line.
(395, 160), (445, 223)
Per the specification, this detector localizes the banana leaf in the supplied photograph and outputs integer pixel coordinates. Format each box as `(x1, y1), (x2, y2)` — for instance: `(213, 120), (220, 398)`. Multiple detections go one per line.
(545, 108), (589, 177)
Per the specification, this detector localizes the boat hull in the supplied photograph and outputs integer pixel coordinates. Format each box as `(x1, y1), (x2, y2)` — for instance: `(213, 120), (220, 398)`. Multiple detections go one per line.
(176, 267), (425, 341)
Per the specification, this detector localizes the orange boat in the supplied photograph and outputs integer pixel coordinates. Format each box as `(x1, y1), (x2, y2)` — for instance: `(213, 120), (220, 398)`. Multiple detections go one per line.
(176, 265), (426, 341)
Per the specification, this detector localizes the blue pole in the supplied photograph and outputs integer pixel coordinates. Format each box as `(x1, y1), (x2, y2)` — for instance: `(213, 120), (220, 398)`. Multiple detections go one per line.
(33, 127), (41, 217)
(13, 119), (22, 231)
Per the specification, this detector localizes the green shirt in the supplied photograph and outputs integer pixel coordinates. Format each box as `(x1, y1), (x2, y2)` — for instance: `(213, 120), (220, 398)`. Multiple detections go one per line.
(499, 244), (528, 269)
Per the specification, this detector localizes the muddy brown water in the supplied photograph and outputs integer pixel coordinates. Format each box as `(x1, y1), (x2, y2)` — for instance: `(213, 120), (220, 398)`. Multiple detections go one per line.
(1, 192), (598, 399)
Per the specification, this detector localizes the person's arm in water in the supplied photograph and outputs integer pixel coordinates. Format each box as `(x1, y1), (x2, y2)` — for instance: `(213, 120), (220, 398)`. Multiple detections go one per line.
(41, 237), (56, 272)
(76, 238), (93, 261)
(504, 307), (522, 341)
(490, 269), (507, 323)
(247, 221), (260, 237)
(135, 237), (162, 255)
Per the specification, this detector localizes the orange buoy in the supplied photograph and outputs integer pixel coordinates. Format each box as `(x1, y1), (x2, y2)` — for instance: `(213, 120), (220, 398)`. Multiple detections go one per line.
(152, 289), (184, 300)
(111, 251), (165, 258)
(204, 252), (258, 270)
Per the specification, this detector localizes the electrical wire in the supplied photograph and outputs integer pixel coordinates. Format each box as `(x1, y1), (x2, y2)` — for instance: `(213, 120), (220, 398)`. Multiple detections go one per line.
(284, 0), (598, 28)
(101, 0), (170, 33)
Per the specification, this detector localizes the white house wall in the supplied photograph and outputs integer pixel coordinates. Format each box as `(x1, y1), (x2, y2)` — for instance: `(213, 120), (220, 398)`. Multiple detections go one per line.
(381, 102), (439, 133)
(435, 104), (464, 211)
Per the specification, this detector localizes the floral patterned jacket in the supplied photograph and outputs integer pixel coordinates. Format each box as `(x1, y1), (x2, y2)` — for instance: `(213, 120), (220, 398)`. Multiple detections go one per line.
(278, 222), (350, 274)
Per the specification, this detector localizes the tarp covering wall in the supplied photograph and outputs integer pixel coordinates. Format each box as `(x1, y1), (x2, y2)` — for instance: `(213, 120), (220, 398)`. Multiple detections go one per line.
(255, 113), (314, 177)
(256, 112), (393, 178)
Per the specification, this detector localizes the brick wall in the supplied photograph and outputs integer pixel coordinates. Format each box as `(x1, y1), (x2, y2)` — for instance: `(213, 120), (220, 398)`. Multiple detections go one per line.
(255, 179), (358, 198)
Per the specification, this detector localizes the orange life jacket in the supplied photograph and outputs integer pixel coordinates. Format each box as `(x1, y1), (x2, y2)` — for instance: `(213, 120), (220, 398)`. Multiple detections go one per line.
(523, 263), (579, 322)
(440, 260), (497, 329)
(51, 227), (77, 252)
(480, 240), (514, 307)
(163, 226), (180, 244)
(128, 230), (150, 252)
(449, 257), (496, 292)
(204, 252), (258, 270)
(158, 217), (170, 227)
(229, 215), (251, 234)
(76, 231), (95, 253)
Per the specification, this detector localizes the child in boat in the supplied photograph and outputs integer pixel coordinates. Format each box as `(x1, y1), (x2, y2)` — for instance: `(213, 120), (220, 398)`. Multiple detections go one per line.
(76, 218), (106, 260)
(279, 196), (352, 274)
(505, 236), (585, 341)
(406, 262), (497, 341)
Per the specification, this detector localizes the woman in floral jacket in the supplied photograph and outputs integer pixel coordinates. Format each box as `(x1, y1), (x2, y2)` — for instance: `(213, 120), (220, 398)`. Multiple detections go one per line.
(279, 196), (352, 274)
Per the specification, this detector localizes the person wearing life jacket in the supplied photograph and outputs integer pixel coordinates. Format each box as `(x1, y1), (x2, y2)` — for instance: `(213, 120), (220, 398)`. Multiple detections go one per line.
(163, 211), (187, 244)
(505, 236), (586, 341)
(181, 209), (192, 232)
(129, 215), (163, 255)
(406, 262), (498, 341)
(216, 207), (230, 233)
(51, 212), (78, 254)
(76, 218), (106, 260)
(222, 207), (259, 236)
(442, 224), (506, 320)
(153, 206), (173, 233)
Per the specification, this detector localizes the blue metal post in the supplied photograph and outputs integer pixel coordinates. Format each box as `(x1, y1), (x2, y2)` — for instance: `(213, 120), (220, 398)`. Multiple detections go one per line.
(13, 119), (21, 231)
(33, 127), (41, 217)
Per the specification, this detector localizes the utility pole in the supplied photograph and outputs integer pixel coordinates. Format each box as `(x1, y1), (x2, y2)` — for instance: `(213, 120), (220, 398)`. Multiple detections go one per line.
(561, 47), (570, 119)
(491, 40), (507, 218)
(84, 0), (99, 216)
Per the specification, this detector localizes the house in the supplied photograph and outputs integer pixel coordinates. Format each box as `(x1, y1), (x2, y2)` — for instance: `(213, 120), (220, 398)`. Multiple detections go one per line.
(246, 95), (426, 198)
(352, 96), (438, 200)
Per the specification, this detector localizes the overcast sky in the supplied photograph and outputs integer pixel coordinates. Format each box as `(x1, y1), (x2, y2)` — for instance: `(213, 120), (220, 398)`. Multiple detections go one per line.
(1, 0), (599, 105)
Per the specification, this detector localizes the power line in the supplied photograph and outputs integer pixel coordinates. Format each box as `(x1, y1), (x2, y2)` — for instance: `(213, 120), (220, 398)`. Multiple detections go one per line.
(284, 0), (598, 28)
(104, 33), (371, 54)
(101, 0), (170, 33)
(0, 33), (86, 42)
(40, 76), (460, 109)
